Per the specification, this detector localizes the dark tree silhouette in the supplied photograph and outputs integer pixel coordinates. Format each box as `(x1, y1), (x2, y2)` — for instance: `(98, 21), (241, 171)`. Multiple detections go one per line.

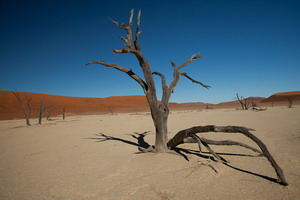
(62, 107), (66, 120)
(12, 91), (32, 126)
(86, 9), (287, 185)
(287, 97), (293, 108)
(45, 106), (54, 121)
(37, 100), (45, 125)
(236, 94), (250, 110)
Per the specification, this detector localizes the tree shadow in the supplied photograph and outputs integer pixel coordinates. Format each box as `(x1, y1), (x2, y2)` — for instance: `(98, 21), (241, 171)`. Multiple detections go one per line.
(174, 147), (279, 184)
(223, 163), (279, 184)
(86, 133), (280, 185)
(86, 131), (152, 149)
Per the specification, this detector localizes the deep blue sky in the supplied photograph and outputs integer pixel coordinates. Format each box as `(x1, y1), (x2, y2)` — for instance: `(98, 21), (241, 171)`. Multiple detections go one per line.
(1, 0), (299, 103)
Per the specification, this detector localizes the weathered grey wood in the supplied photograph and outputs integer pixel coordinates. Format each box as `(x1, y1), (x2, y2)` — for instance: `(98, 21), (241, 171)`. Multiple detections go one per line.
(183, 137), (262, 154)
(167, 125), (288, 186)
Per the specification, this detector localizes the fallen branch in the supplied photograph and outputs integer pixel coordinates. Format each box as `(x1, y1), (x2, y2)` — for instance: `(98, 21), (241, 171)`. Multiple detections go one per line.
(167, 125), (288, 186)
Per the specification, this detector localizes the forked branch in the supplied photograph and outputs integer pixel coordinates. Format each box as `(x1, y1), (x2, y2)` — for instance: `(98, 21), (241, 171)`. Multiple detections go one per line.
(169, 53), (206, 93)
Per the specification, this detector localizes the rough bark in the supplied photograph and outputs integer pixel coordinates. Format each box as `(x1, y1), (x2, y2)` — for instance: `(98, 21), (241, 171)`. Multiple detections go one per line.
(167, 125), (288, 186)
(12, 91), (32, 126)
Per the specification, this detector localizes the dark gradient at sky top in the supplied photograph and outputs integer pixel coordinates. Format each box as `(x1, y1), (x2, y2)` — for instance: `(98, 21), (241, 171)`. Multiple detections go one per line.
(0, 0), (299, 103)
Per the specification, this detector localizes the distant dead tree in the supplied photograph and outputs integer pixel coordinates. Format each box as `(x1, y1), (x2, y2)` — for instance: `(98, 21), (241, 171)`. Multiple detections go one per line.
(236, 94), (250, 110)
(86, 9), (287, 185)
(45, 106), (54, 120)
(108, 106), (114, 115)
(12, 91), (32, 126)
(205, 104), (213, 109)
(37, 100), (46, 125)
(251, 99), (266, 111)
(287, 97), (293, 108)
(62, 107), (66, 120)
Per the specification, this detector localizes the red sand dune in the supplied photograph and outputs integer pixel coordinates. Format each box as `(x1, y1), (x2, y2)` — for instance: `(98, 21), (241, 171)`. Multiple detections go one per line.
(261, 91), (300, 102)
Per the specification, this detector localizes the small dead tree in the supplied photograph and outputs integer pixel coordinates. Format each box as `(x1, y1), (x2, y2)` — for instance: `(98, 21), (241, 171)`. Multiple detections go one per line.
(108, 106), (114, 115)
(37, 100), (45, 125)
(12, 91), (32, 126)
(287, 97), (293, 108)
(45, 106), (54, 120)
(236, 94), (250, 110)
(62, 107), (66, 120)
(251, 99), (266, 111)
(87, 10), (287, 185)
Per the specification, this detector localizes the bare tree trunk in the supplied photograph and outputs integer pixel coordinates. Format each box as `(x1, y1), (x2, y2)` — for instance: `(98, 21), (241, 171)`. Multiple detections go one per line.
(38, 100), (45, 125)
(62, 107), (66, 120)
(45, 106), (54, 120)
(236, 94), (245, 110)
(287, 97), (293, 108)
(152, 105), (169, 152)
(108, 106), (114, 115)
(12, 91), (32, 126)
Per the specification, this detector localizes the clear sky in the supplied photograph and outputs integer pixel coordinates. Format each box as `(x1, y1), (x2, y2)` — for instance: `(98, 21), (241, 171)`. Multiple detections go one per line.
(1, 0), (299, 104)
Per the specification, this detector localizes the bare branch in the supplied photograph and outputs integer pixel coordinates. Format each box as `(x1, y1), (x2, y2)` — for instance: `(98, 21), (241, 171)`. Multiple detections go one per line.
(129, 9), (134, 27)
(170, 60), (176, 68)
(109, 18), (128, 30)
(134, 9), (142, 51)
(168, 53), (205, 94)
(167, 125), (288, 186)
(177, 52), (202, 70)
(191, 134), (224, 162)
(152, 72), (167, 91)
(86, 61), (148, 92)
(183, 137), (262, 154)
(113, 48), (134, 54)
(180, 73), (210, 89)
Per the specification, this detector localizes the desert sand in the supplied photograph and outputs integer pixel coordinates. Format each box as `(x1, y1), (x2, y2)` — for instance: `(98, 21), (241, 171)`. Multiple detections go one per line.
(0, 106), (300, 200)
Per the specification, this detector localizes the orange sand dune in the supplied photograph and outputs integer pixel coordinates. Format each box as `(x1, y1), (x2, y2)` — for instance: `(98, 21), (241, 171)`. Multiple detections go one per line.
(262, 91), (300, 103)
(0, 91), (181, 120)
(1, 90), (299, 120)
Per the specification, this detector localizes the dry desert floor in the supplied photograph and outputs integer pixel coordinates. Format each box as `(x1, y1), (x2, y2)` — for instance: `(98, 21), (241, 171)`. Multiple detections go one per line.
(0, 106), (300, 200)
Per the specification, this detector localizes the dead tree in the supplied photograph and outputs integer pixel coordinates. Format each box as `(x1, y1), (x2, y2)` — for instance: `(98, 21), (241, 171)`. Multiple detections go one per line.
(87, 10), (287, 185)
(37, 100), (45, 125)
(287, 97), (293, 108)
(12, 91), (32, 126)
(62, 107), (66, 120)
(236, 94), (250, 110)
(108, 106), (114, 115)
(87, 9), (209, 152)
(251, 99), (266, 111)
(45, 106), (54, 120)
